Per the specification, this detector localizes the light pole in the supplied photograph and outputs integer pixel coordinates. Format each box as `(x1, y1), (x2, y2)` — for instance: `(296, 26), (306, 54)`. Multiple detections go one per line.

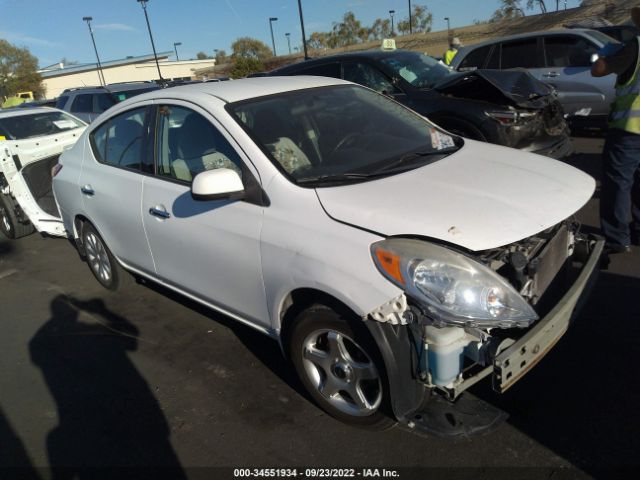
(173, 42), (181, 61)
(82, 16), (105, 86)
(444, 17), (450, 38)
(285, 32), (291, 55)
(269, 17), (278, 56)
(136, 0), (163, 83)
(389, 10), (395, 36)
(297, 0), (309, 60)
(408, 0), (413, 34)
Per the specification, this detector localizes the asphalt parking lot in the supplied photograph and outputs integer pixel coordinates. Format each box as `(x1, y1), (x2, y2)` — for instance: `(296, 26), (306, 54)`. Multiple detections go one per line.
(1, 137), (639, 478)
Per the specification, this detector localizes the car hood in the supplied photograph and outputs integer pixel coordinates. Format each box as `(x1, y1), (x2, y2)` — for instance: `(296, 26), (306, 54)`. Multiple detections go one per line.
(315, 140), (594, 251)
(433, 69), (556, 109)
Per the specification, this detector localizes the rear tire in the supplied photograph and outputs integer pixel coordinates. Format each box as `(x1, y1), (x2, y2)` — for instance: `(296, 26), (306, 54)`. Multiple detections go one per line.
(290, 304), (394, 429)
(81, 222), (129, 291)
(0, 194), (34, 239)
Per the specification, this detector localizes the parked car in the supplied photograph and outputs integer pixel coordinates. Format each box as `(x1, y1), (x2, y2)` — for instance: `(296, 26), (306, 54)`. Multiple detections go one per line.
(55, 82), (160, 123)
(0, 108), (86, 239)
(590, 25), (638, 43)
(53, 77), (602, 429)
(450, 29), (619, 129)
(269, 49), (572, 159)
(17, 98), (58, 109)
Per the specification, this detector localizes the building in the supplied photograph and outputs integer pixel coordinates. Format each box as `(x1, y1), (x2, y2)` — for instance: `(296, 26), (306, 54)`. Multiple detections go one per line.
(39, 52), (216, 99)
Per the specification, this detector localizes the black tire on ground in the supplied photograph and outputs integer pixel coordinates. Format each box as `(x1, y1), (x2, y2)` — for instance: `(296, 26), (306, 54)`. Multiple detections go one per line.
(80, 222), (129, 291)
(0, 194), (34, 240)
(290, 304), (394, 429)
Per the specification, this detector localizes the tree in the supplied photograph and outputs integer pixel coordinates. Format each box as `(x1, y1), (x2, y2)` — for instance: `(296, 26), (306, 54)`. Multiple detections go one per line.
(196, 51), (209, 60)
(490, 0), (526, 22)
(231, 37), (272, 61)
(331, 11), (363, 47)
(369, 18), (392, 40)
(0, 40), (44, 99)
(526, 0), (547, 13)
(308, 31), (331, 50)
(230, 57), (264, 78)
(397, 4), (433, 34)
(214, 49), (228, 64)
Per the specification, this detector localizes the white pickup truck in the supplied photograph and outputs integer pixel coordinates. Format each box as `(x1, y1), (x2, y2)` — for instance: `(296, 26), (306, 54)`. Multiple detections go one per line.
(0, 108), (86, 239)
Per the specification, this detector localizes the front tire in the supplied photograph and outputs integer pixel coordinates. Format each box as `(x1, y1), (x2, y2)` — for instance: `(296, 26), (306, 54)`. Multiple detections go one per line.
(0, 194), (34, 239)
(81, 223), (127, 291)
(290, 305), (393, 429)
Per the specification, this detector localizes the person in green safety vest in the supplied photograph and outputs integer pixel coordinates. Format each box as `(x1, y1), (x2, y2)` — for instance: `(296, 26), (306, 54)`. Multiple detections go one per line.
(444, 38), (462, 66)
(591, 7), (640, 253)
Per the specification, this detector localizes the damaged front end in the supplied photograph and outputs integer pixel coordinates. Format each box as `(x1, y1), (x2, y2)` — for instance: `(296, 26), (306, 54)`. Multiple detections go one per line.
(366, 222), (603, 419)
(434, 69), (572, 158)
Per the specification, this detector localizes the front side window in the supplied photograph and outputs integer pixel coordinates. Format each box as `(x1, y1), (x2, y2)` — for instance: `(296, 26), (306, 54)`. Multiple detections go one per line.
(343, 62), (397, 94)
(228, 85), (460, 187)
(155, 105), (243, 183)
(90, 107), (146, 170)
(544, 35), (597, 68)
(0, 111), (85, 140)
(95, 93), (116, 113)
(501, 39), (541, 69)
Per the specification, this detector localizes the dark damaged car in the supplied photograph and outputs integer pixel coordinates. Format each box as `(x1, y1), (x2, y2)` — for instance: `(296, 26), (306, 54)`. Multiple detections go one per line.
(270, 49), (572, 159)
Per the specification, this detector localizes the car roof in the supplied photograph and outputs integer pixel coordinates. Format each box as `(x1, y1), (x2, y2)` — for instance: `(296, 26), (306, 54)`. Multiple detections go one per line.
(0, 107), (65, 119)
(61, 82), (158, 95)
(456, 28), (605, 52)
(272, 49), (417, 71)
(121, 76), (350, 106)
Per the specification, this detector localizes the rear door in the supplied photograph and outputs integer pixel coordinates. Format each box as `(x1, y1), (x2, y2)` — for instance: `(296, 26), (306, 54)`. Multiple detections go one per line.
(77, 106), (155, 273)
(141, 101), (268, 328)
(541, 34), (613, 117)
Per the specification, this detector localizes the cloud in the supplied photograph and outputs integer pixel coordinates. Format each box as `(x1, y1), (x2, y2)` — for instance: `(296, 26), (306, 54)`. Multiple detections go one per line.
(93, 23), (135, 32)
(0, 30), (59, 47)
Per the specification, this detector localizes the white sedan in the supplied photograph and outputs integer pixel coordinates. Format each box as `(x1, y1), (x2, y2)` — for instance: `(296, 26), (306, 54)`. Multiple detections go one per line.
(52, 76), (603, 429)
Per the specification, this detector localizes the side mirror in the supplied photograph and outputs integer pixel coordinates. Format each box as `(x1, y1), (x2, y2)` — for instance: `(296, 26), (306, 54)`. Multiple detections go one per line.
(191, 168), (244, 201)
(590, 53), (599, 64)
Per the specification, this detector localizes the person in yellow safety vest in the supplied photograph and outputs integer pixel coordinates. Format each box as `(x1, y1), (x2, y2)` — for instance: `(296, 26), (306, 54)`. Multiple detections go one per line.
(592, 7), (640, 253)
(444, 38), (462, 66)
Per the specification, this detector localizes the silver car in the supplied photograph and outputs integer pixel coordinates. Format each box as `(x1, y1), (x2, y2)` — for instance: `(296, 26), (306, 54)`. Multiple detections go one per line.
(450, 29), (619, 125)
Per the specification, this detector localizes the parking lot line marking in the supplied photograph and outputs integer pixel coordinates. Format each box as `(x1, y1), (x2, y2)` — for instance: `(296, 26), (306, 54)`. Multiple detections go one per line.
(0, 269), (17, 280)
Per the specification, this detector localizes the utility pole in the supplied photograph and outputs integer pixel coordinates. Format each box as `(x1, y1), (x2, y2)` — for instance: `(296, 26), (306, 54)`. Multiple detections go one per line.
(297, 0), (309, 60)
(389, 10), (395, 36)
(82, 16), (105, 86)
(173, 42), (181, 61)
(285, 33), (291, 55)
(408, 0), (413, 34)
(269, 17), (278, 56)
(136, 0), (164, 83)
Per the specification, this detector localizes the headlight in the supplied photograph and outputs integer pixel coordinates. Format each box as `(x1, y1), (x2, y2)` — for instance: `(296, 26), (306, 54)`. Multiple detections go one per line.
(485, 110), (537, 126)
(371, 238), (538, 328)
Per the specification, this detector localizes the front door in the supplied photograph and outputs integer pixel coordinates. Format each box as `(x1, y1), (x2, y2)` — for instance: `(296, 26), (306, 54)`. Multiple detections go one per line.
(141, 102), (268, 327)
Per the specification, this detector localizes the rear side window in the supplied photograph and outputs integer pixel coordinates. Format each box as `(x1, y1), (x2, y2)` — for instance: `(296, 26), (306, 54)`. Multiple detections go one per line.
(70, 94), (93, 113)
(95, 93), (115, 113)
(295, 63), (341, 78)
(501, 39), (541, 69)
(90, 107), (147, 170)
(458, 45), (492, 71)
(544, 35), (598, 68)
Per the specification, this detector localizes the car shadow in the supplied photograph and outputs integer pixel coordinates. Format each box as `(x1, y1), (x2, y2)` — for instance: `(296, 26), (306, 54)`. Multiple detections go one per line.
(29, 295), (187, 478)
(0, 405), (41, 479)
(470, 271), (640, 473)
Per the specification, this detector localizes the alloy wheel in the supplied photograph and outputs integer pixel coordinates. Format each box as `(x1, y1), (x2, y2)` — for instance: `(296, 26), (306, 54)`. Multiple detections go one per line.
(84, 231), (112, 284)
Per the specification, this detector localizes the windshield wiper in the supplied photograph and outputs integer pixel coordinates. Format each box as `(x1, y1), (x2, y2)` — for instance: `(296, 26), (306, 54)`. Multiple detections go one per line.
(296, 172), (386, 185)
(373, 149), (456, 174)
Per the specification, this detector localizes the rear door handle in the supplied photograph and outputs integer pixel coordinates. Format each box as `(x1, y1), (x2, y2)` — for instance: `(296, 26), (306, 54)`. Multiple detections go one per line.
(149, 206), (171, 219)
(81, 185), (94, 196)
(543, 72), (560, 78)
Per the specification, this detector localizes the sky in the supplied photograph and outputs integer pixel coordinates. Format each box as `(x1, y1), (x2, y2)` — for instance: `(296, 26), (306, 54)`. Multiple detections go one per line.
(0, 0), (583, 68)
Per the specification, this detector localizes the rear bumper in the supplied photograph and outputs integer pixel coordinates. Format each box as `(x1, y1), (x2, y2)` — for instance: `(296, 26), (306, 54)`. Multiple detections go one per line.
(522, 134), (574, 159)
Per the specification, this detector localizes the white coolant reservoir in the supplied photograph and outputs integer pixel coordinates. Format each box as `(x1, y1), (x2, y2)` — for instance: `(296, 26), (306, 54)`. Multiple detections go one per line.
(425, 326), (468, 386)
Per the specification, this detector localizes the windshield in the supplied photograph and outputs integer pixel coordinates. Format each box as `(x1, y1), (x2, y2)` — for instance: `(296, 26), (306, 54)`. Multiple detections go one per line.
(228, 85), (460, 187)
(0, 111), (85, 140)
(379, 51), (452, 89)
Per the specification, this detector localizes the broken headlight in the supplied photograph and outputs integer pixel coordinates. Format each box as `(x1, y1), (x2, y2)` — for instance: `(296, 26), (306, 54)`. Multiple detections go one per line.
(485, 110), (537, 126)
(371, 238), (538, 328)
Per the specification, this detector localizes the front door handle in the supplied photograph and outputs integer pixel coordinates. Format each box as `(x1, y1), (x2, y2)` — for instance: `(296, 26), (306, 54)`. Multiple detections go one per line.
(149, 206), (171, 219)
(81, 185), (95, 196)
(543, 72), (560, 78)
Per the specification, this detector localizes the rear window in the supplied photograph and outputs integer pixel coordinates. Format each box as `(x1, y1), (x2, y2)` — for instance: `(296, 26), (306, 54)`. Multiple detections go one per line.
(110, 87), (158, 102)
(458, 45), (492, 71)
(0, 111), (85, 140)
